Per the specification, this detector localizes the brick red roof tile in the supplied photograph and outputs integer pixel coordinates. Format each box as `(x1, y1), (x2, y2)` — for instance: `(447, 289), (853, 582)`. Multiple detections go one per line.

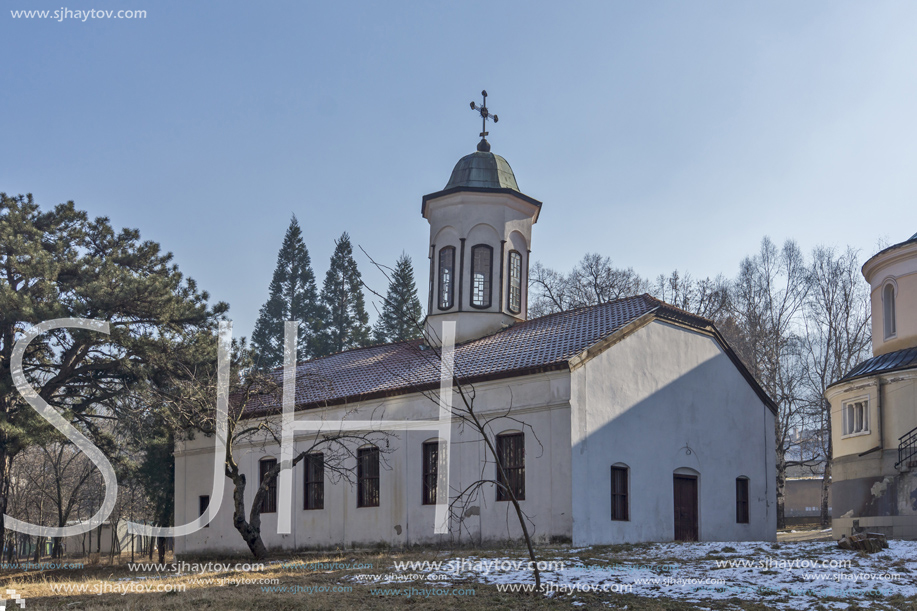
(244, 294), (666, 415)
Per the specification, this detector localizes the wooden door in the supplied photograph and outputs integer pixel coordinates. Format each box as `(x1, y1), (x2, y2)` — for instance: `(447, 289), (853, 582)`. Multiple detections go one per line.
(673, 475), (698, 541)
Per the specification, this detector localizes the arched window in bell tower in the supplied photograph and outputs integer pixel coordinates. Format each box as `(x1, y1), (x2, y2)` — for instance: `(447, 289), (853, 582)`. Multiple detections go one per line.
(883, 281), (897, 339)
(470, 244), (493, 308)
(507, 250), (522, 314)
(438, 246), (455, 310)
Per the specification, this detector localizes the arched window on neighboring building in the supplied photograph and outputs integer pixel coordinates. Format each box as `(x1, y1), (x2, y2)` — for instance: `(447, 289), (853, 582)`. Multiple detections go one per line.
(470, 244), (493, 308)
(883, 281), (897, 339)
(438, 246), (455, 310)
(507, 250), (522, 315)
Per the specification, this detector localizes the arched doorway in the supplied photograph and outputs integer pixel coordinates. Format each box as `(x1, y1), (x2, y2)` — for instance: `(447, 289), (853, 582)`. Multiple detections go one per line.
(673, 469), (699, 541)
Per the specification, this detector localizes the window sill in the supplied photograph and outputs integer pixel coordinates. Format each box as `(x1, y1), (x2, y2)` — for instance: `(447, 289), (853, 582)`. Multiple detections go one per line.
(841, 430), (871, 439)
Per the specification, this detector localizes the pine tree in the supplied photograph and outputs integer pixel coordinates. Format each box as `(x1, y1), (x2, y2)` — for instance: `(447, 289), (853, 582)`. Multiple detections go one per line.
(0, 192), (223, 548)
(318, 232), (370, 355)
(251, 216), (321, 367)
(373, 253), (423, 344)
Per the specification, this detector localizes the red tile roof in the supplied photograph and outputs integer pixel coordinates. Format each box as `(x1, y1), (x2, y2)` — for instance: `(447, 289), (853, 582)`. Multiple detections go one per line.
(243, 294), (776, 415)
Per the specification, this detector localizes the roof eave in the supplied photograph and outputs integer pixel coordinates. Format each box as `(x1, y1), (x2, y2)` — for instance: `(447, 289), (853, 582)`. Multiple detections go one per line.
(421, 186), (543, 220)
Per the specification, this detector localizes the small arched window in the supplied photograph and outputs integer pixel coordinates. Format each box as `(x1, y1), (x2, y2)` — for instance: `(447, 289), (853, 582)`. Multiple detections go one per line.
(470, 244), (493, 308)
(883, 282), (896, 339)
(736, 476), (749, 523)
(259, 458), (278, 514)
(610, 464), (629, 521)
(507, 250), (522, 314)
(438, 247), (455, 310)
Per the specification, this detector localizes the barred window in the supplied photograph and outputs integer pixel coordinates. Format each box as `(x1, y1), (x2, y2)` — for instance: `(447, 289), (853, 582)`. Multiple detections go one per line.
(438, 247), (455, 310)
(304, 453), (324, 510)
(470, 244), (492, 308)
(357, 446), (380, 508)
(507, 250), (522, 314)
(611, 466), (629, 521)
(199, 495), (210, 527)
(422, 441), (440, 505)
(259, 458), (277, 514)
(736, 477), (749, 523)
(496, 432), (524, 501)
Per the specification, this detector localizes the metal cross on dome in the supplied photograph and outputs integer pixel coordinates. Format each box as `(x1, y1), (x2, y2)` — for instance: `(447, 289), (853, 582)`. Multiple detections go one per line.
(470, 90), (498, 152)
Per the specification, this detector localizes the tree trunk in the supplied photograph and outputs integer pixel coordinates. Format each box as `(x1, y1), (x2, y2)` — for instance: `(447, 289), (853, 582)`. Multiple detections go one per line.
(157, 536), (166, 564)
(227, 468), (268, 560)
(821, 462), (832, 529)
(775, 451), (787, 530)
(0, 445), (14, 550)
(821, 402), (833, 529)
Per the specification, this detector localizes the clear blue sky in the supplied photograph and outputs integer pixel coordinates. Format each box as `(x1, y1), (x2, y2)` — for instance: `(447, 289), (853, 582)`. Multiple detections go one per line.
(4, 1), (916, 338)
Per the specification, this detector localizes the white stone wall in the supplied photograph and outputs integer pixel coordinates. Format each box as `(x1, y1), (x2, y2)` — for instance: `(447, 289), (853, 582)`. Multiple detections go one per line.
(569, 320), (777, 545)
(174, 372), (573, 555)
(423, 190), (538, 343)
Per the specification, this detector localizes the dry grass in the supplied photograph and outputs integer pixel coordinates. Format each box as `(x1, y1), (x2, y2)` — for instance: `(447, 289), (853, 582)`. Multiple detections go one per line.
(2, 546), (915, 611)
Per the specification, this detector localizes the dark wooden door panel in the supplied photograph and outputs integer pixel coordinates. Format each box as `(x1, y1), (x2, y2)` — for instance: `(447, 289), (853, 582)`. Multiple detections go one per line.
(673, 475), (698, 542)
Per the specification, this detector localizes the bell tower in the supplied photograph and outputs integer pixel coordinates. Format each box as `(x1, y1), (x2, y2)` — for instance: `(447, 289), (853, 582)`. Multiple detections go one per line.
(422, 91), (542, 345)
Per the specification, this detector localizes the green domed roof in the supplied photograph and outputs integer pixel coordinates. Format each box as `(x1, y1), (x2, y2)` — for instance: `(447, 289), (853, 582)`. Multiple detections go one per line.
(444, 151), (519, 191)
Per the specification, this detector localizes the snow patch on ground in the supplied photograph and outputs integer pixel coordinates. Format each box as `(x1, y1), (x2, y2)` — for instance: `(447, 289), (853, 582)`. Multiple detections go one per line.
(363, 540), (917, 609)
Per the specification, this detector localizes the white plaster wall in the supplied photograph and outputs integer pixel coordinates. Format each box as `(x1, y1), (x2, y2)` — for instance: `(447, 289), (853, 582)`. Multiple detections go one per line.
(175, 372), (572, 555)
(569, 321), (776, 545)
(424, 191), (537, 343)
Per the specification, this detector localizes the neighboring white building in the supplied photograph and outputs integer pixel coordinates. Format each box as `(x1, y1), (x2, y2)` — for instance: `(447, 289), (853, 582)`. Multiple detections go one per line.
(174, 134), (777, 555)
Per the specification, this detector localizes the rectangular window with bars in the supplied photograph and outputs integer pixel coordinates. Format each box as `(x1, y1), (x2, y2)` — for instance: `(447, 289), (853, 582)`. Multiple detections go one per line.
(471, 244), (492, 308)
(357, 446), (380, 508)
(610, 466), (629, 521)
(304, 453), (324, 510)
(259, 458), (277, 514)
(438, 247), (455, 310)
(422, 441), (439, 505)
(496, 433), (524, 501)
(736, 477), (749, 523)
(507, 250), (522, 314)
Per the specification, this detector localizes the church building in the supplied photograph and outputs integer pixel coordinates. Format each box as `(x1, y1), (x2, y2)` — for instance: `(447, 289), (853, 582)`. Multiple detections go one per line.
(828, 232), (917, 539)
(174, 104), (778, 554)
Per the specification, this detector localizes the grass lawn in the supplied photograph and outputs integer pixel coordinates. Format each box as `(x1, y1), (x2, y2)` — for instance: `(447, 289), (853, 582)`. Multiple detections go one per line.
(2, 539), (916, 610)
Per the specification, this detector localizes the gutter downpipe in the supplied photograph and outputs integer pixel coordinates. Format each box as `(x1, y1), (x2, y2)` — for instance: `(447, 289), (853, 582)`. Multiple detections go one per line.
(876, 375), (884, 452)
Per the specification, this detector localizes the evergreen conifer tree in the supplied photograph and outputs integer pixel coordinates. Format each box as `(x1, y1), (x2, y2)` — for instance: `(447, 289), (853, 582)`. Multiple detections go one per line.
(373, 253), (423, 343)
(251, 216), (321, 367)
(318, 232), (370, 354)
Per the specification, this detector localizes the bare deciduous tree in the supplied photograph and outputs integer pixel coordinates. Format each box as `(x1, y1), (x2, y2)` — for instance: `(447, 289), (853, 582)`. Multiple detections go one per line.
(157, 338), (391, 560)
(529, 254), (647, 317)
(802, 246), (871, 527)
(364, 249), (545, 591)
(727, 237), (813, 528)
(653, 270), (732, 320)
